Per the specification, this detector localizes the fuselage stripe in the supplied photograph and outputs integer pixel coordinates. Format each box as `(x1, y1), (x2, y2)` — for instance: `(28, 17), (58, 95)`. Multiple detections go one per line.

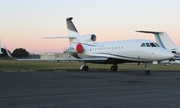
(156, 33), (166, 49)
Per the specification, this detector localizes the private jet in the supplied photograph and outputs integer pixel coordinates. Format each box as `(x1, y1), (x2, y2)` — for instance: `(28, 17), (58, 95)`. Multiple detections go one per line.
(137, 31), (180, 60)
(5, 17), (174, 74)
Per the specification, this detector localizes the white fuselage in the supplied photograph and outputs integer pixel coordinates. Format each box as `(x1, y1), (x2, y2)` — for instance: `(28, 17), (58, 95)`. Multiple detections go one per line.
(67, 39), (173, 62)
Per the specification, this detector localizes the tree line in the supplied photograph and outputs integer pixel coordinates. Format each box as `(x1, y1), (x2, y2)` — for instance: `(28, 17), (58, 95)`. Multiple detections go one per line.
(0, 48), (29, 58)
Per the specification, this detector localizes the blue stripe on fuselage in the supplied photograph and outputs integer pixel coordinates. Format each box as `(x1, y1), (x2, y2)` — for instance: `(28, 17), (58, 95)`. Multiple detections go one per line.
(174, 55), (180, 59)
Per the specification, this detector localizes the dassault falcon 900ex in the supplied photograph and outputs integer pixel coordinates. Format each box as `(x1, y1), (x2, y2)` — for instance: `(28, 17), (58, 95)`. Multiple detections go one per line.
(5, 17), (173, 74)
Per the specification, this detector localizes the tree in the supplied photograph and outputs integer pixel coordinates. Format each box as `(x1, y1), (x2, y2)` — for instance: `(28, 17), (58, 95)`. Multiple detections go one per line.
(0, 48), (11, 58)
(12, 48), (29, 58)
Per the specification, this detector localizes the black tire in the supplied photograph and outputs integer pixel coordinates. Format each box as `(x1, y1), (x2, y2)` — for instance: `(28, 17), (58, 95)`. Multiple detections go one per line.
(82, 66), (89, 71)
(111, 66), (118, 71)
(144, 70), (150, 75)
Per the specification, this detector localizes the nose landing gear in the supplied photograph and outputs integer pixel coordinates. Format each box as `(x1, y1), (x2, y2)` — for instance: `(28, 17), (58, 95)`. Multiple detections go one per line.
(144, 70), (150, 74)
(144, 62), (150, 75)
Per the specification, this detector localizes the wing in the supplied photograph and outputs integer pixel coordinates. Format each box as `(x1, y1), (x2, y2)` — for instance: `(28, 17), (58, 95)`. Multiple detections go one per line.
(4, 46), (107, 61)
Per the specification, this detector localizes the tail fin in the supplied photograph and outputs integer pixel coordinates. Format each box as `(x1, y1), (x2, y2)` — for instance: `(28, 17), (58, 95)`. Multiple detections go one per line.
(66, 17), (80, 36)
(137, 31), (176, 50)
(66, 17), (81, 44)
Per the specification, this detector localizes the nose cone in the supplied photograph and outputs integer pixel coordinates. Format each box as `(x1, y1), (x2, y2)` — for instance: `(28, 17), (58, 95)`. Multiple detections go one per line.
(162, 51), (174, 59)
(156, 49), (174, 60)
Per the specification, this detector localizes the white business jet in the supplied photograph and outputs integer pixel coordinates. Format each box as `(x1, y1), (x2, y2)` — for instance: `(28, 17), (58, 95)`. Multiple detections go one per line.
(136, 31), (180, 60)
(5, 17), (173, 74)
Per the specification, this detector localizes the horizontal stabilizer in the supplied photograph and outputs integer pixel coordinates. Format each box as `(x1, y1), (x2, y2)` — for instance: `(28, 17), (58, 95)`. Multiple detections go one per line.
(136, 31), (164, 34)
(42, 36), (77, 39)
(136, 30), (176, 50)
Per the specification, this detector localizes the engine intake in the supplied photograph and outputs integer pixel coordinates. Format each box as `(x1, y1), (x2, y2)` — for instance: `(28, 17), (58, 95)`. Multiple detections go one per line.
(172, 48), (180, 54)
(78, 34), (97, 42)
(90, 34), (96, 41)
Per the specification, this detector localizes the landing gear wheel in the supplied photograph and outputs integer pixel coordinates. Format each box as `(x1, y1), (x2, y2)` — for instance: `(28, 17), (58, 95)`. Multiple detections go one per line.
(82, 66), (89, 71)
(110, 66), (118, 71)
(144, 70), (150, 75)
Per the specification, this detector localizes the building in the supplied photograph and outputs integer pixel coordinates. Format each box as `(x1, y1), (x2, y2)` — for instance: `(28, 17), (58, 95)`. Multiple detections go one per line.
(27, 53), (40, 59)
(39, 52), (75, 60)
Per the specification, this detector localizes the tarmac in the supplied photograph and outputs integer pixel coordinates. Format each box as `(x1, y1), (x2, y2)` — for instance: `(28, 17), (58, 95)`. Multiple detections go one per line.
(1, 70), (180, 108)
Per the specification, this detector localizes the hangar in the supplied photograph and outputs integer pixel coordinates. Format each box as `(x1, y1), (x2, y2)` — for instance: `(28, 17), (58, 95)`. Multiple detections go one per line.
(39, 52), (75, 60)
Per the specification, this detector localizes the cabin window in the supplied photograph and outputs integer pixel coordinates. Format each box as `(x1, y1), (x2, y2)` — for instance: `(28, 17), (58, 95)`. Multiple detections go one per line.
(141, 43), (146, 47)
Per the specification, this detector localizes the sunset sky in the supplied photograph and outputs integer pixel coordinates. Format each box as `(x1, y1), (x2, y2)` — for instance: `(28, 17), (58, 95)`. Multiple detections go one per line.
(1, 0), (180, 53)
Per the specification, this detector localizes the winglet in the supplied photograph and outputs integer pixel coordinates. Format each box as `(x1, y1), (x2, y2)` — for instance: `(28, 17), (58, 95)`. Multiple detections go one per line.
(4, 46), (14, 59)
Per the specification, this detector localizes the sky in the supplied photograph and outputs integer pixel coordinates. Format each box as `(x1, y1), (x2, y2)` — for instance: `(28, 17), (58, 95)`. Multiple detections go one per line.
(0, 0), (180, 53)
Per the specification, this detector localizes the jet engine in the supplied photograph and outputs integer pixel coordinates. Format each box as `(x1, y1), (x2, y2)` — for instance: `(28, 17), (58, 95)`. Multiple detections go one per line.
(78, 34), (97, 42)
(172, 48), (180, 54)
(65, 44), (84, 53)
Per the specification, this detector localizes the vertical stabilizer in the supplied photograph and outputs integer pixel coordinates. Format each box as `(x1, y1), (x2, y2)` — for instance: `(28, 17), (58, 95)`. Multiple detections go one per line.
(66, 17), (80, 36)
(66, 17), (81, 44)
(137, 31), (176, 50)
(154, 32), (175, 50)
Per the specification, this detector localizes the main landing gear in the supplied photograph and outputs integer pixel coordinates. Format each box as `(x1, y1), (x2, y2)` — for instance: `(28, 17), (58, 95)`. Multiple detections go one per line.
(80, 62), (89, 71)
(110, 64), (118, 71)
(80, 62), (150, 74)
(82, 66), (89, 71)
(80, 62), (118, 72)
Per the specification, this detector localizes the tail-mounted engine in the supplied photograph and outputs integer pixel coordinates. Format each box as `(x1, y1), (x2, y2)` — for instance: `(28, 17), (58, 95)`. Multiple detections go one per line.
(78, 34), (97, 42)
(65, 43), (84, 53)
(172, 48), (180, 54)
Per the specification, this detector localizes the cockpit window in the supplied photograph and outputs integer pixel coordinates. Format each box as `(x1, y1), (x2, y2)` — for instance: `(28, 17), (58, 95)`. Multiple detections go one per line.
(155, 43), (160, 47)
(141, 43), (146, 47)
(150, 43), (156, 47)
(141, 42), (160, 47)
(146, 43), (150, 47)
